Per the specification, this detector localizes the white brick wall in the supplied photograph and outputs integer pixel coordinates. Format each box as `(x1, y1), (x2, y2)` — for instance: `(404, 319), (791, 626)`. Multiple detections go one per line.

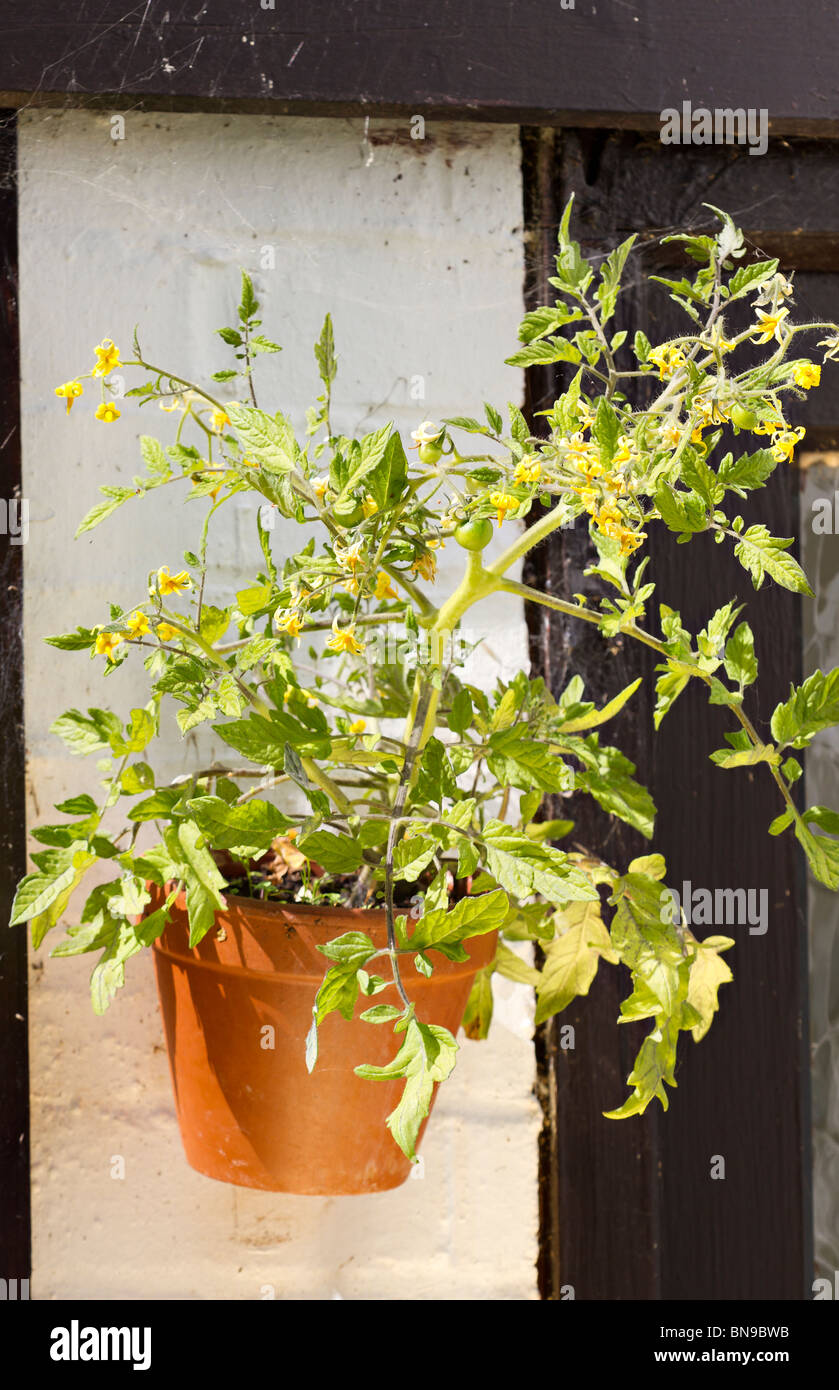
(19, 110), (539, 1300)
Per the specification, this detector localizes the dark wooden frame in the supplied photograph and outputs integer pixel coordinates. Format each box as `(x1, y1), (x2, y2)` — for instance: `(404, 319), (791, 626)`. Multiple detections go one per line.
(1, 2), (835, 1300)
(3, 1), (839, 135)
(0, 108), (28, 1288)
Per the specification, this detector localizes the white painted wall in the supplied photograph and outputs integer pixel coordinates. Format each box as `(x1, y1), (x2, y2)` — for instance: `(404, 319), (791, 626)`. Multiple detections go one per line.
(18, 110), (539, 1300)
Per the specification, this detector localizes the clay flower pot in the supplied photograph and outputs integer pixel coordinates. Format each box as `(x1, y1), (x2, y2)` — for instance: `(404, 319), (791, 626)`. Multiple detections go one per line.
(149, 887), (496, 1194)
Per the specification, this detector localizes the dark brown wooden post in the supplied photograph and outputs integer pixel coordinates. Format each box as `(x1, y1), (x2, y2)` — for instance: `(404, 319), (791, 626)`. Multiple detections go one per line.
(525, 130), (834, 1300)
(0, 110), (30, 1287)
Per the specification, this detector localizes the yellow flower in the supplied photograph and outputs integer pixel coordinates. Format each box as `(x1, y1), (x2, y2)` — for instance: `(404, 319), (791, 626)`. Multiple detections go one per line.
(327, 619), (364, 655)
(95, 401), (121, 423)
(410, 421), (444, 446)
(156, 566), (191, 595)
(362, 495), (379, 518)
(793, 362), (821, 389)
(374, 570), (398, 600)
(277, 610), (304, 642)
(344, 577), (360, 596)
(648, 344), (686, 379)
(156, 622), (179, 642)
(752, 307), (790, 344)
(771, 427), (806, 463)
(54, 380), (83, 413)
(211, 404), (236, 433)
(92, 339), (120, 377)
(312, 476), (329, 499)
(411, 551), (437, 582)
(567, 431), (593, 458)
(618, 528), (647, 557)
(754, 416), (785, 436)
(490, 491), (520, 525)
(660, 422), (682, 448)
(349, 719), (367, 735)
(818, 333), (839, 362)
(513, 455), (542, 484)
(612, 438), (634, 467)
(124, 610), (150, 639)
(95, 630), (123, 659)
(691, 426), (705, 445)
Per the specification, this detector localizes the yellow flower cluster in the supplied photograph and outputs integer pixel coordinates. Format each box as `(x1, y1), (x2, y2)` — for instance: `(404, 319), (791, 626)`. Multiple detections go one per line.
(94, 605), (181, 661)
(54, 339), (122, 422)
(648, 344), (686, 379)
(559, 423), (644, 556)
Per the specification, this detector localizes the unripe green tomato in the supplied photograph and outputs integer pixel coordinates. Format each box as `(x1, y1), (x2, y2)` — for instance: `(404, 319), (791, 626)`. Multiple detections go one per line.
(454, 517), (494, 551)
(418, 442), (443, 465)
(730, 404), (759, 430)
(336, 503), (363, 528)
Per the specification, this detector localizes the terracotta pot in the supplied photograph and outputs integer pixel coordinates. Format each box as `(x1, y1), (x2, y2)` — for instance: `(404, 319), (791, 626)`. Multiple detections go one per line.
(149, 887), (497, 1195)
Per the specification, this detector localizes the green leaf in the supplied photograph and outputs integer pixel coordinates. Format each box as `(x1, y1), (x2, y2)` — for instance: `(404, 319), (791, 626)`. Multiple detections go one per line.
(314, 313), (337, 389)
(51, 708), (124, 757)
(487, 732), (573, 796)
(90, 919), (146, 1015)
(462, 965), (495, 1039)
(54, 793), (97, 816)
(603, 1012), (681, 1119)
(177, 821), (227, 947)
(392, 834), (438, 881)
(408, 888), (508, 956)
(555, 677), (641, 733)
(360, 1004), (404, 1024)
(771, 669), (839, 749)
(366, 431), (408, 511)
(685, 932), (734, 1042)
(593, 397), (620, 462)
(796, 820), (839, 890)
(125, 708), (155, 753)
(355, 1018), (458, 1161)
(317, 931), (376, 968)
(495, 940), (540, 986)
(505, 338), (582, 369)
(10, 843), (96, 945)
(238, 270), (259, 322)
(482, 823), (599, 905)
(573, 738), (656, 839)
(516, 304), (583, 344)
(723, 621), (758, 688)
(726, 258), (778, 301)
(448, 688), (474, 736)
(228, 405), (297, 473)
(298, 831), (364, 875)
(655, 485), (708, 536)
(75, 487), (136, 536)
(44, 626), (96, 652)
(186, 795), (293, 856)
(215, 711), (330, 764)
(734, 525), (812, 595)
(718, 448), (776, 494)
(336, 424), (393, 505)
(535, 899), (616, 1024)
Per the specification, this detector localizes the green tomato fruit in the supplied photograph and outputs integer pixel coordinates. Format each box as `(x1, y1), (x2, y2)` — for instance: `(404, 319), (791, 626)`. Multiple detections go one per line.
(418, 442), (444, 465)
(729, 404), (759, 430)
(454, 517), (494, 551)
